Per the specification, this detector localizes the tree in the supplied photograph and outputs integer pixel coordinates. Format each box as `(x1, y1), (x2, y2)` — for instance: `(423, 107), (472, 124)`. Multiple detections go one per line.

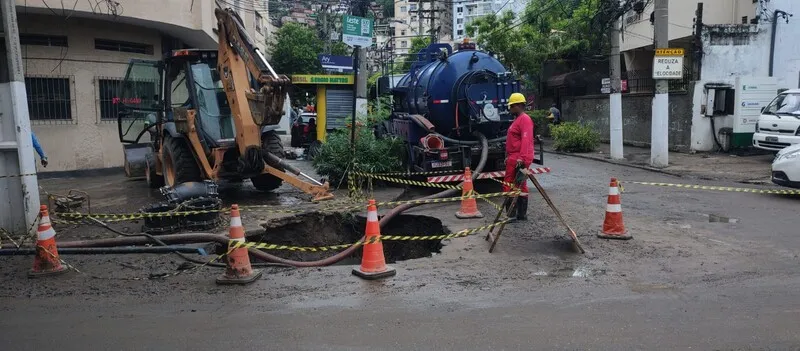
(270, 23), (324, 74)
(466, 0), (616, 91)
(400, 37), (431, 71)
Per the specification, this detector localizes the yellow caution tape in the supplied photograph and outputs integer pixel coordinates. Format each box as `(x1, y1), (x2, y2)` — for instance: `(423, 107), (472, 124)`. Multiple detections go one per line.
(351, 171), (462, 190)
(628, 181), (800, 195)
(0, 172), (37, 179)
(373, 169), (462, 177)
(232, 220), (511, 252)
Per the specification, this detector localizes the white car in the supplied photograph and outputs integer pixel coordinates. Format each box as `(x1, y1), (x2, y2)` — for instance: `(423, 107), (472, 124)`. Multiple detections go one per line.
(753, 89), (800, 152)
(772, 143), (800, 188)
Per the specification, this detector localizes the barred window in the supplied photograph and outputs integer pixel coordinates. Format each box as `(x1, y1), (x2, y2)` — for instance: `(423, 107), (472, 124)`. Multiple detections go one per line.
(25, 77), (72, 120)
(98, 78), (121, 120)
(95, 38), (154, 55)
(20, 34), (68, 47)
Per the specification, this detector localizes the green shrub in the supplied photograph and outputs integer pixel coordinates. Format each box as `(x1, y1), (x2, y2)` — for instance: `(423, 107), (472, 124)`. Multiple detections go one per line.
(526, 109), (552, 137)
(550, 122), (599, 153)
(312, 126), (405, 185)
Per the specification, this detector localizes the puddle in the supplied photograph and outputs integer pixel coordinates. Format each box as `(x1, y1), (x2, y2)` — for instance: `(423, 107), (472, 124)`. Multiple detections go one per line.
(547, 266), (606, 278)
(247, 212), (445, 263)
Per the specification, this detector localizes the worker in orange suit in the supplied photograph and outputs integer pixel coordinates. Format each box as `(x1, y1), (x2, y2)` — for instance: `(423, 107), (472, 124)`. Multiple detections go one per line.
(503, 93), (534, 220)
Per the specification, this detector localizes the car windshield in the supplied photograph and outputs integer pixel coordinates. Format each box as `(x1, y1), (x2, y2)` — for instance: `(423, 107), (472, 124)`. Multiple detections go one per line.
(763, 93), (800, 115)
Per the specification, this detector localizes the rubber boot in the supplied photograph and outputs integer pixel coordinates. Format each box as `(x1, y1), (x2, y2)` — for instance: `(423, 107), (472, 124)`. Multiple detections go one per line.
(516, 197), (528, 221)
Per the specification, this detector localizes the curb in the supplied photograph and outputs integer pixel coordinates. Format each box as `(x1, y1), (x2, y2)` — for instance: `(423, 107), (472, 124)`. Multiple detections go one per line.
(544, 148), (686, 178)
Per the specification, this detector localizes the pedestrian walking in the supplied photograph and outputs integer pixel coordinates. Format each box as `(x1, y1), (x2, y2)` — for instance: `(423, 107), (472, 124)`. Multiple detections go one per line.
(503, 93), (534, 220)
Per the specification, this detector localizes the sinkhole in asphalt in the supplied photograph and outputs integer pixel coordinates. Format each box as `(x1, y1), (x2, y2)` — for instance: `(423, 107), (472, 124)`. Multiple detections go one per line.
(249, 212), (445, 263)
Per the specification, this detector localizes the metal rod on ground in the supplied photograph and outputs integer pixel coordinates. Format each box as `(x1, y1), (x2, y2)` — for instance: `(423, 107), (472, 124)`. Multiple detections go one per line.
(488, 196), (517, 253)
(522, 169), (585, 254)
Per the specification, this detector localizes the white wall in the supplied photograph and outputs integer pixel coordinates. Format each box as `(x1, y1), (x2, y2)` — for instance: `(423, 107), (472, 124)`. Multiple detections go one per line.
(691, 0), (800, 151)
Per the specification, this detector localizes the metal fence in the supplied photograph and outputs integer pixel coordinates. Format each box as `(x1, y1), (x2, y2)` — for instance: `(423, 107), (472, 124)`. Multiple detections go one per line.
(24, 75), (75, 124)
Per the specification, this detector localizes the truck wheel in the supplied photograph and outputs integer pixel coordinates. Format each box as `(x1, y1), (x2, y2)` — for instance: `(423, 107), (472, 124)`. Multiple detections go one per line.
(162, 135), (202, 187)
(145, 151), (164, 189)
(251, 131), (284, 192)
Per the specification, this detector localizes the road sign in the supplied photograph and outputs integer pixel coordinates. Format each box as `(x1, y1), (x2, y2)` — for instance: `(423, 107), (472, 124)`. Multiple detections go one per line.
(342, 15), (373, 47)
(601, 78), (611, 94)
(319, 54), (353, 72)
(652, 47), (684, 79)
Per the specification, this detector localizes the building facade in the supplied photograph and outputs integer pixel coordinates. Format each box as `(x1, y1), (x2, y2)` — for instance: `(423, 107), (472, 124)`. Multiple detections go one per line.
(451, 0), (527, 42)
(16, 0), (265, 172)
(393, 0), (452, 56)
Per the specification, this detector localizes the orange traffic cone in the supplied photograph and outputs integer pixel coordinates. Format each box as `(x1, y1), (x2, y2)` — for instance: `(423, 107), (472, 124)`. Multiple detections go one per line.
(455, 167), (483, 219)
(352, 199), (396, 280)
(597, 178), (632, 240)
(29, 205), (68, 278)
(216, 204), (263, 284)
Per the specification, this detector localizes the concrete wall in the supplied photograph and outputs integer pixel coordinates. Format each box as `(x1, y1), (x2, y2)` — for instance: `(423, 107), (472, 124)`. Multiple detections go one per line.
(621, 0), (758, 52)
(690, 0), (800, 151)
(561, 91), (694, 151)
(21, 14), (162, 172)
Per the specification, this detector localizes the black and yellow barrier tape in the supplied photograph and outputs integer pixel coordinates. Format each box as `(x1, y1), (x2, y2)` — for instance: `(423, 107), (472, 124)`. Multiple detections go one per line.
(0, 172), (37, 179)
(627, 181), (800, 196)
(231, 219), (511, 252)
(351, 171), (462, 190)
(51, 191), (518, 223)
(373, 169), (463, 177)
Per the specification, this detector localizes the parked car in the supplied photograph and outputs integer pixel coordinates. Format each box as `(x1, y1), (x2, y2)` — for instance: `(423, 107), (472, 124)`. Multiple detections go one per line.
(753, 89), (800, 152)
(771, 142), (800, 188)
(290, 112), (317, 148)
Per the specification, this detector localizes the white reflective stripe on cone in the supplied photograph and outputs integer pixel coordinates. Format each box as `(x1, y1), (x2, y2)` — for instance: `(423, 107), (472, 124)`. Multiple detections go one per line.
(230, 237), (246, 243)
(518, 192), (529, 197)
(606, 204), (622, 213)
(38, 227), (56, 241)
(608, 187), (620, 196)
(367, 210), (378, 222)
(40, 215), (51, 225)
(230, 217), (243, 227)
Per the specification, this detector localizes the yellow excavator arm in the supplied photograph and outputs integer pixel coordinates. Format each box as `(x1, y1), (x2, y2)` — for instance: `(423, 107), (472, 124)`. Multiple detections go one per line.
(214, 8), (333, 201)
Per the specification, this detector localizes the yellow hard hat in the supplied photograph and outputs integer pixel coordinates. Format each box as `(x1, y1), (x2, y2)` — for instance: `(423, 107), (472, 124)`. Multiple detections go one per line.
(508, 93), (526, 107)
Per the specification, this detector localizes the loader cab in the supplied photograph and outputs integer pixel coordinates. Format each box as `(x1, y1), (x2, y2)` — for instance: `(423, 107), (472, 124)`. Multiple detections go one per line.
(117, 49), (235, 148)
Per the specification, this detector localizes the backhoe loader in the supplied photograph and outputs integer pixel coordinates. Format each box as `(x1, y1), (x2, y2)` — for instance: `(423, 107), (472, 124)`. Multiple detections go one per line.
(117, 7), (333, 201)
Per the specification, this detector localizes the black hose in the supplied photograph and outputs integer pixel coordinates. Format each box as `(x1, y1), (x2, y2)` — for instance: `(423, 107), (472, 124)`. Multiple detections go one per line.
(407, 114), (506, 145)
(709, 116), (726, 152)
(0, 246), (207, 256)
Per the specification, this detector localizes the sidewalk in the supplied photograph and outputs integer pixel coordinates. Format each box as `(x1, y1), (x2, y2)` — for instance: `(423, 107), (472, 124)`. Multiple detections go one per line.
(542, 141), (775, 184)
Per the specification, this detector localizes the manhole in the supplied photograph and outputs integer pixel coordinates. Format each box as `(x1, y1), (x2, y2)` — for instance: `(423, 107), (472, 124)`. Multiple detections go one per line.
(248, 212), (445, 263)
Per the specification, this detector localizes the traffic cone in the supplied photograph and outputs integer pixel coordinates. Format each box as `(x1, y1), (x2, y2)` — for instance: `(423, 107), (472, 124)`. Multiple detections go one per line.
(216, 204), (263, 285)
(352, 199), (396, 280)
(29, 205), (68, 278)
(455, 167), (483, 219)
(597, 178), (632, 240)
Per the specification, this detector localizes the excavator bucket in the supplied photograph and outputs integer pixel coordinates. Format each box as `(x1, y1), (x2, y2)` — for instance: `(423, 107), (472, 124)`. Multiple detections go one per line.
(123, 143), (150, 178)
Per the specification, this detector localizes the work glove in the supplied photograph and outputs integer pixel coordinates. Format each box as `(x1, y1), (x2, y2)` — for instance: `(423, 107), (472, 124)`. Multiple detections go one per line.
(515, 160), (524, 169)
(41, 157), (48, 168)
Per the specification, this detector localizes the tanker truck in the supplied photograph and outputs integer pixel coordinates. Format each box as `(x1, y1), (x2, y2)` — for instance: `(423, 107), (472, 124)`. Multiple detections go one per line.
(377, 41), (543, 175)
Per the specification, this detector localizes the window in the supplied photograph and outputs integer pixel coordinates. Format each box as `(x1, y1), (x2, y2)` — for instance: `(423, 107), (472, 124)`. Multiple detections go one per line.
(401, 30), (406, 36)
(411, 16), (417, 22)
(401, 5), (407, 12)
(401, 40), (407, 48)
(25, 76), (72, 121)
(741, 16), (748, 24)
(457, 29), (464, 36)
(95, 39), (154, 55)
(457, 18), (463, 24)
(98, 78), (122, 120)
(20, 34), (67, 47)
(457, 6), (463, 13)
(256, 12), (263, 33)
(410, 4), (417, 11)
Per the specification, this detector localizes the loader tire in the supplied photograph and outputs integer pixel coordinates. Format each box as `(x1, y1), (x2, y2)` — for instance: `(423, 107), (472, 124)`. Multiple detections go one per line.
(251, 131), (284, 192)
(162, 135), (202, 187)
(145, 151), (164, 189)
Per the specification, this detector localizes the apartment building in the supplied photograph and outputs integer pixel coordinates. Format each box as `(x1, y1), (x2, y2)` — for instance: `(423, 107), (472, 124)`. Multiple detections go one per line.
(15, 0), (266, 172)
(451, 0), (528, 42)
(620, 0), (757, 72)
(393, 0), (453, 55)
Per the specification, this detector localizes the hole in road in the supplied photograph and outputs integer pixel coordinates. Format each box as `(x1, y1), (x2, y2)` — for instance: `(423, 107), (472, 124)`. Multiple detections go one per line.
(246, 212), (445, 264)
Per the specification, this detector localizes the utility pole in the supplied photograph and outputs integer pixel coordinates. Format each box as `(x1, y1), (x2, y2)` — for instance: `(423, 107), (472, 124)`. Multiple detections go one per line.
(429, 0), (436, 43)
(651, 0), (669, 167)
(418, 0), (424, 36)
(609, 17), (623, 160)
(0, 1), (40, 235)
(692, 3), (703, 81)
(353, 0), (368, 132)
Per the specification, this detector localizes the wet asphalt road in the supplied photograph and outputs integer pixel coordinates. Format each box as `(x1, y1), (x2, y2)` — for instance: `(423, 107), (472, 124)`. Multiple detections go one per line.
(2, 154), (800, 350)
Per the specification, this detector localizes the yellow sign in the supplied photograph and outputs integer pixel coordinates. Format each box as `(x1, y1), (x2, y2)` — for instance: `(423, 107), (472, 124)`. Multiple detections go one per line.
(291, 74), (354, 85)
(655, 48), (685, 56)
